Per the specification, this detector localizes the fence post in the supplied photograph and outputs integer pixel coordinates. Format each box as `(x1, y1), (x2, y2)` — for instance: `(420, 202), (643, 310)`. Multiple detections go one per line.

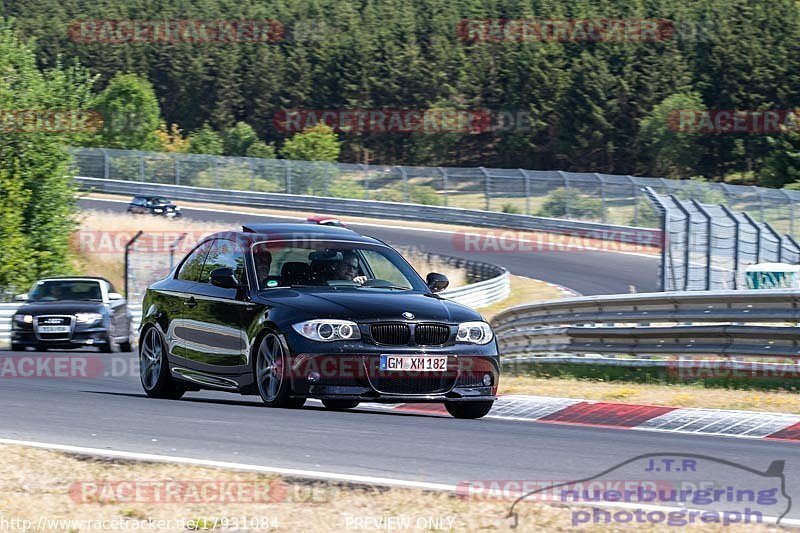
(102, 149), (110, 180)
(644, 187), (669, 291)
(721, 205), (741, 290)
(558, 171), (570, 219)
(361, 164), (370, 200)
(519, 169), (530, 215)
(124, 230), (144, 300)
(439, 167), (448, 207)
(480, 167), (490, 211)
(595, 173), (607, 223)
(742, 212), (762, 263)
(752, 186), (765, 222)
(691, 199), (713, 291)
(628, 176), (639, 226)
(399, 167), (409, 203)
(670, 195), (692, 291)
(780, 189), (795, 237)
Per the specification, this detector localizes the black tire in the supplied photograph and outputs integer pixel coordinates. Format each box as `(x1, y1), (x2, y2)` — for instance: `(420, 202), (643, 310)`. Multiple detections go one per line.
(139, 326), (185, 399)
(254, 331), (304, 408)
(119, 339), (133, 353)
(11, 343), (25, 352)
(445, 401), (494, 419)
(100, 334), (119, 354)
(35, 345), (48, 352)
(322, 399), (360, 410)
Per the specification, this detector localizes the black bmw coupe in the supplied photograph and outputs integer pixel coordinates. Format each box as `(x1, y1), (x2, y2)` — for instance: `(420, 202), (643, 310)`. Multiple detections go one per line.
(139, 223), (499, 418)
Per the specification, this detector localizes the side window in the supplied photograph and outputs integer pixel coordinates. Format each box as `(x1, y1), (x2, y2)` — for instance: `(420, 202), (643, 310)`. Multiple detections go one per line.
(177, 241), (212, 282)
(200, 239), (246, 285)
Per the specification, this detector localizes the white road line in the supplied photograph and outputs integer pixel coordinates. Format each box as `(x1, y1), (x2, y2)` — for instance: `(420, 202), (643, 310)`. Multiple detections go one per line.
(1, 436), (796, 527)
(80, 196), (661, 260)
(0, 437), (456, 491)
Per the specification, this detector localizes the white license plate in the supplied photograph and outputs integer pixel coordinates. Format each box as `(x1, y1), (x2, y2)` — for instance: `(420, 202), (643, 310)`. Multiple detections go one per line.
(38, 325), (70, 333)
(166, 212), (177, 217)
(380, 355), (447, 372)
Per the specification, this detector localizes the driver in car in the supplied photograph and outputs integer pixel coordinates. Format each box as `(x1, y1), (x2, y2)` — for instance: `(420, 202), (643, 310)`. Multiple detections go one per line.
(331, 251), (367, 284)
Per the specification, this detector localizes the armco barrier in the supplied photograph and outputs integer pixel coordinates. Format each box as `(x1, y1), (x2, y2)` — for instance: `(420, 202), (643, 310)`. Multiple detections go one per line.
(491, 290), (800, 359)
(74, 177), (659, 244)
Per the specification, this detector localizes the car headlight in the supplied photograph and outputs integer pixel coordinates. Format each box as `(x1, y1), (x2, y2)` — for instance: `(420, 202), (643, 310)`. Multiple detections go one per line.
(75, 312), (103, 324)
(154, 208), (163, 213)
(292, 320), (361, 342)
(13, 314), (33, 324)
(456, 321), (494, 345)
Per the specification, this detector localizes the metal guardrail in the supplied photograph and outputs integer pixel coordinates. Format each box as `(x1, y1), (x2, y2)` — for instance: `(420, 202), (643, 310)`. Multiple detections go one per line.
(75, 177), (660, 244)
(491, 290), (800, 359)
(70, 147), (800, 240)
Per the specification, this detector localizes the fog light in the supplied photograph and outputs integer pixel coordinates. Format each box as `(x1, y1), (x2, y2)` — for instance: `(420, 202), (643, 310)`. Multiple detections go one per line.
(483, 373), (492, 386)
(308, 371), (321, 384)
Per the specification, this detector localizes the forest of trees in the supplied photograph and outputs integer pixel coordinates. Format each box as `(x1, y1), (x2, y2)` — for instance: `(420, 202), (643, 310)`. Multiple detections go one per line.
(2, 0), (800, 186)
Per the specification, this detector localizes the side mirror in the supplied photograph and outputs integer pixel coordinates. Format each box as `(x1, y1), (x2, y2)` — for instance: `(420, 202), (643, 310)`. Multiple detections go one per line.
(426, 272), (449, 293)
(108, 292), (124, 301)
(14, 294), (28, 302)
(210, 267), (240, 289)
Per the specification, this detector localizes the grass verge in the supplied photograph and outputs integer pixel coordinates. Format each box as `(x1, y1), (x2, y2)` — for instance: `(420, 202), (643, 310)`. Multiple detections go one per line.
(0, 444), (774, 532)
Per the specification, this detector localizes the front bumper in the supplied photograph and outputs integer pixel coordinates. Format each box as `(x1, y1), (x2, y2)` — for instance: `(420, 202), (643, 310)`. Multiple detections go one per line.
(288, 354), (499, 402)
(12, 325), (110, 349)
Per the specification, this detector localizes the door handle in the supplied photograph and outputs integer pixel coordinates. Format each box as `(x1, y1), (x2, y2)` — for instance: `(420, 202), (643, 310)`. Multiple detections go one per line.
(184, 297), (197, 308)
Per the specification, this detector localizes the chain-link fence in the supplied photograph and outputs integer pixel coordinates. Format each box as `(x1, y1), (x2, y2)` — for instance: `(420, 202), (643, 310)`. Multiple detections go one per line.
(68, 147), (800, 238)
(646, 187), (800, 291)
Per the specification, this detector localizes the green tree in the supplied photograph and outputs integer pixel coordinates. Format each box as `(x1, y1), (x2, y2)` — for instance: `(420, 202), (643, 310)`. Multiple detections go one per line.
(91, 73), (163, 150)
(0, 20), (94, 287)
(222, 121), (259, 156)
(187, 123), (224, 155)
(638, 92), (706, 179)
(245, 141), (276, 159)
(280, 124), (340, 162)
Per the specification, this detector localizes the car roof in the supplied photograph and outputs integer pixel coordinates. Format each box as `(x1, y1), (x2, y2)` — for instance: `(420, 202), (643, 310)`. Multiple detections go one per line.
(35, 276), (112, 285)
(232, 223), (382, 246)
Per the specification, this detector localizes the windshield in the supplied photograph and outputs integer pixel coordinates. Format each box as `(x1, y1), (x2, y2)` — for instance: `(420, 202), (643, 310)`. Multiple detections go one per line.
(252, 240), (427, 292)
(28, 280), (104, 302)
(147, 197), (171, 206)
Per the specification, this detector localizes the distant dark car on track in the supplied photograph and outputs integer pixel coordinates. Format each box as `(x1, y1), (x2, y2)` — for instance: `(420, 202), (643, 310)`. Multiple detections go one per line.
(11, 277), (133, 353)
(127, 196), (182, 217)
(138, 223), (499, 418)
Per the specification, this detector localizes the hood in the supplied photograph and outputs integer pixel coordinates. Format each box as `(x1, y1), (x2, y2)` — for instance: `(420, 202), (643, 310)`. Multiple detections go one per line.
(256, 289), (481, 323)
(17, 301), (106, 315)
